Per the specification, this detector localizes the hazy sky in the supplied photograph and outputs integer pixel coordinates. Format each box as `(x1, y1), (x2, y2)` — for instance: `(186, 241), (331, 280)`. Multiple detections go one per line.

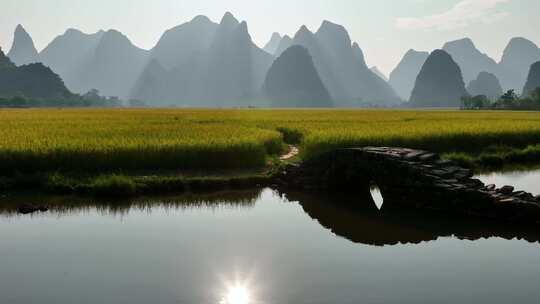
(1, 0), (539, 75)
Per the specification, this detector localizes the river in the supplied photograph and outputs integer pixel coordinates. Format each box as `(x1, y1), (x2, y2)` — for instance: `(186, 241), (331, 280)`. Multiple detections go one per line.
(0, 169), (539, 304)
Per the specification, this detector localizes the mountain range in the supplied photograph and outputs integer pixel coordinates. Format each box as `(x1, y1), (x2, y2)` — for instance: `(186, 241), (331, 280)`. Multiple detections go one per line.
(132, 13), (273, 106)
(286, 21), (400, 106)
(4, 15), (540, 107)
(389, 37), (540, 101)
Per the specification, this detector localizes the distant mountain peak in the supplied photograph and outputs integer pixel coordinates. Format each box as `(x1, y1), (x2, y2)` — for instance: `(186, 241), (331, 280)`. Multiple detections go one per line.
(404, 49), (428, 56)
(442, 37), (497, 85)
(220, 12), (239, 27)
(316, 20), (351, 46)
(319, 20), (344, 30)
(318, 20), (347, 33)
(238, 20), (248, 30)
(274, 35), (293, 56)
(443, 37), (476, 49)
(98, 29), (140, 49)
(104, 29), (127, 37)
(352, 42), (367, 67)
(64, 28), (83, 35)
(263, 32), (283, 55)
(7, 24), (40, 66)
(270, 32), (281, 39)
(295, 25), (314, 40)
(389, 49), (430, 100)
(13, 24), (33, 44)
(502, 37), (540, 58)
(507, 37), (537, 47)
(298, 25), (311, 33)
(191, 15), (212, 23)
(499, 37), (540, 92)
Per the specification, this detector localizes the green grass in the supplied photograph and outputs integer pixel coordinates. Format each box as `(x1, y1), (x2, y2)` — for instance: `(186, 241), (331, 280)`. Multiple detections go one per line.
(27, 172), (269, 197)
(443, 144), (540, 169)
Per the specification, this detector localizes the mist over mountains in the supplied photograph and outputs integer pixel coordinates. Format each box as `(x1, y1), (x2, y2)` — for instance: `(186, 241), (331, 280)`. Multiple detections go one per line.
(4, 12), (540, 108)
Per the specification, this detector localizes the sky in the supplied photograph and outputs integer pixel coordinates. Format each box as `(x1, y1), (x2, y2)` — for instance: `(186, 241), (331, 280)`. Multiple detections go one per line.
(1, 0), (539, 75)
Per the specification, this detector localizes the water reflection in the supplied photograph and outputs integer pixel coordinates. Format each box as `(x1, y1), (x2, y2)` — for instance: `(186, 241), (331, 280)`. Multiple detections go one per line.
(2, 187), (539, 247)
(476, 167), (540, 195)
(285, 191), (540, 246)
(220, 285), (251, 304)
(1, 187), (540, 304)
(370, 186), (384, 210)
(0, 189), (262, 217)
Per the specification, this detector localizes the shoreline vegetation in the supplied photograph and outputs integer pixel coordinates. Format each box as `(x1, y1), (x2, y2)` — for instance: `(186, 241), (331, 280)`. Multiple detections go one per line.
(1, 108), (540, 197)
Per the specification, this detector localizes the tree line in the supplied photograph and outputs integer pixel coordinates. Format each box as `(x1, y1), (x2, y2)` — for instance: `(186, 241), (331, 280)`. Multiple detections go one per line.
(461, 88), (540, 111)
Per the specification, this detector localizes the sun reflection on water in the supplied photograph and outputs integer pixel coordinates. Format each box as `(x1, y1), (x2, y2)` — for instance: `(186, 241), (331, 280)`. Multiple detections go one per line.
(220, 284), (251, 304)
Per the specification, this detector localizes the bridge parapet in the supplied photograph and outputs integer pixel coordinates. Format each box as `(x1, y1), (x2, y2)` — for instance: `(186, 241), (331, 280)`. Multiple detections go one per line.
(277, 147), (540, 223)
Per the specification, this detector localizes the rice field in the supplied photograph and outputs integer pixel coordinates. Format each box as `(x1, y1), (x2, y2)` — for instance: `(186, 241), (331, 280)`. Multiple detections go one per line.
(1, 108), (540, 173)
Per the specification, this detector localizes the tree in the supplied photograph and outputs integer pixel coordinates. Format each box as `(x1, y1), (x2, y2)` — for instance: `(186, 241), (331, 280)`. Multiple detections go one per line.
(83, 89), (101, 101)
(497, 89), (518, 108)
(461, 95), (489, 109)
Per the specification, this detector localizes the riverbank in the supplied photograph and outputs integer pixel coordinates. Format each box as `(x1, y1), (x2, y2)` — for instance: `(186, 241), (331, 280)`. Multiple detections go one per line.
(0, 170), (274, 198)
(1, 148), (539, 199)
(443, 144), (540, 170)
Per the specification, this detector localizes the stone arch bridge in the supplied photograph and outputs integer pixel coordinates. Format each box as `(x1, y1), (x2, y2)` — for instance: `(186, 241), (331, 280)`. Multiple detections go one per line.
(277, 147), (540, 223)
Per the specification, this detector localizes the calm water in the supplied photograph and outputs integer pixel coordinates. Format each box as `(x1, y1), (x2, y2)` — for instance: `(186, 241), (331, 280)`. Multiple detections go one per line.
(476, 167), (540, 195)
(0, 169), (539, 304)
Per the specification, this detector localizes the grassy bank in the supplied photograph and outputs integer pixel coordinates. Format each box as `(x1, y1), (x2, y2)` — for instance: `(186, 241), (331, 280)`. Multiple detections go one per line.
(443, 144), (540, 170)
(0, 109), (539, 179)
(0, 171), (272, 197)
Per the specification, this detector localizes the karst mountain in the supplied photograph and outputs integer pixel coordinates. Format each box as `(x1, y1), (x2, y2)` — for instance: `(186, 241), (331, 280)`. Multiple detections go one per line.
(263, 45), (332, 107)
(389, 49), (429, 101)
(467, 72), (503, 100)
(7, 25), (40, 66)
(2, 15), (540, 107)
(522, 61), (540, 97)
(409, 49), (468, 107)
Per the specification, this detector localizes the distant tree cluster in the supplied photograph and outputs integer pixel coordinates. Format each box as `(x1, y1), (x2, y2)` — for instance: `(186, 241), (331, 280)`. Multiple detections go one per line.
(461, 88), (540, 110)
(0, 89), (123, 108)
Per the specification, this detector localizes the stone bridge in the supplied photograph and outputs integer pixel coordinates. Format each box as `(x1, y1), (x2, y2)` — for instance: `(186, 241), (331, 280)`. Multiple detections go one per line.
(277, 147), (540, 224)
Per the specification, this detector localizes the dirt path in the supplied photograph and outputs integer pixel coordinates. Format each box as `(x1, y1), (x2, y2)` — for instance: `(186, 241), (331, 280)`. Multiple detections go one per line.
(280, 145), (299, 161)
